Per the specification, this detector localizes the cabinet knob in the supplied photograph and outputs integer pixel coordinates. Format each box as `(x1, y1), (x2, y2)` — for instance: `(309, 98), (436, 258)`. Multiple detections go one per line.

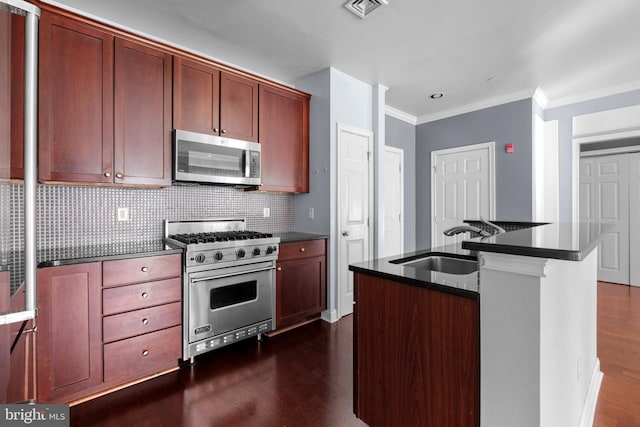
(213, 128), (219, 133)
(142, 318), (149, 325)
(221, 129), (228, 134)
(141, 266), (149, 272)
(104, 172), (111, 178)
(115, 172), (124, 179)
(142, 350), (149, 357)
(299, 247), (305, 252)
(276, 267), (282, 271)
(141, 292), (149, 299)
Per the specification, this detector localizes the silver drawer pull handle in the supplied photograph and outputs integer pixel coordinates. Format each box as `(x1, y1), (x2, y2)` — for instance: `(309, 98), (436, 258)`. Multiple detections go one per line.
(142, 350), (149, 357)
(141, 292), (149, 299)
(141, 266), (149, 272)
(142, 318), (149, 325)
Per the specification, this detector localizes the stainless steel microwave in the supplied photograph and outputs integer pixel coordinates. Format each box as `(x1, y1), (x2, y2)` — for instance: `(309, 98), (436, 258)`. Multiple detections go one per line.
(173, 129), (261, 186)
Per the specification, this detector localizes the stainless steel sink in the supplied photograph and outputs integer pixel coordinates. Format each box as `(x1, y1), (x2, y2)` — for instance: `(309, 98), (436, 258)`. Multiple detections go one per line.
(392, 254), (478, 275)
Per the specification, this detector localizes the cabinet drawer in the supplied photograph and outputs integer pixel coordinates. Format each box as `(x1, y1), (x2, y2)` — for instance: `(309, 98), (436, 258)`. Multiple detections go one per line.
(278, 239), (325, 261)
(103, 325), (181, 384)
(103, 301), (181, 343)
(103, 254), (181, 287)
(103, 277), (181, 315)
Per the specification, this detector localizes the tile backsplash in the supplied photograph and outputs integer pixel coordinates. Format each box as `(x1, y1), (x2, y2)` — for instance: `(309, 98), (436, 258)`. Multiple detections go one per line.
(2, 182), (294, 292)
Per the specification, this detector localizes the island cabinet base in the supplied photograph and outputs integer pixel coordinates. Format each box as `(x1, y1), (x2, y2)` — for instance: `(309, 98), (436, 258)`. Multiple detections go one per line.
(353, 272), (480, 427)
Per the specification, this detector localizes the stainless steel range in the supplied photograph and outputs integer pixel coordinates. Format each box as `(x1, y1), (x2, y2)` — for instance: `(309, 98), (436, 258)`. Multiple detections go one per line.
(164, 218), (279, 362)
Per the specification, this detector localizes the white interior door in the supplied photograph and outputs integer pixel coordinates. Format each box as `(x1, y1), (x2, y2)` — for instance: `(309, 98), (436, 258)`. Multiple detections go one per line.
(432, 143), (494, 247)
(630, 153), (640, 286)
(337, 124), (372, 318)
(580, 154), (630, 284)
(383, 146), (403, 257)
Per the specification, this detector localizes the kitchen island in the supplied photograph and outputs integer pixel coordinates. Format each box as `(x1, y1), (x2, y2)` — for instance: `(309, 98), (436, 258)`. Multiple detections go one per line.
(350, 222), (609, 427)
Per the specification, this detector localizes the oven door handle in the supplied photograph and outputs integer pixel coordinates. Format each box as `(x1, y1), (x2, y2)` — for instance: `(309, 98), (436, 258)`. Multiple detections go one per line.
(190, 266), (275, 284)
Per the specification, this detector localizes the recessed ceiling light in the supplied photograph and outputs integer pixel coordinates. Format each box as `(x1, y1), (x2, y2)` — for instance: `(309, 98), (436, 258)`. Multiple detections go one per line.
(344, 0), (389, 19)
(429, 93), (444, 99)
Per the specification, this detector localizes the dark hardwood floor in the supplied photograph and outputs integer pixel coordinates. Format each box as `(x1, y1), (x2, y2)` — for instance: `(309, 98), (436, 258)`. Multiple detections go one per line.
(71, 282), (640, 426)
(71, 317), (366, 427)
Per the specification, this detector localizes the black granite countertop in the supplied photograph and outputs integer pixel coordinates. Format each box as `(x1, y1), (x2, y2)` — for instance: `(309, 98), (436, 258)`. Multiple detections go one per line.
(349, 222), (611, 298)
(462, 222), (611, 261)
(274, 232), (329, 243)
(349, 243), (479, 299)
(37, 240), (183, 268)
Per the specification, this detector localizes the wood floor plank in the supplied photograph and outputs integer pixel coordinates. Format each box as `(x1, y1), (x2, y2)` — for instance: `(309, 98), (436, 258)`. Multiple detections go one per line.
(71, 281), (640, 426)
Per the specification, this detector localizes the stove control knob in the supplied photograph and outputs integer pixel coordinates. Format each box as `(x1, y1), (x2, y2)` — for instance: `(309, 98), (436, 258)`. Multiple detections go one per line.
(252, 247), (261, 256)
(237, 248), (246, 258)
(194, 253), (206, 264)
(214, 251), (224, 261)
(266, 246), (275, 255)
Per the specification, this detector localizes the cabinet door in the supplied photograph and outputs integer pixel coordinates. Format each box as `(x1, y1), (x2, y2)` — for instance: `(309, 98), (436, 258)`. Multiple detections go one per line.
(9, 14), (25, 180)
(220, 71), (258, 142)
(0, 10), (10, 180)
(276, 255), (326, 328)
(37, 262), (102, 402)
(114, 38), (172, 186)
(39, 12), (114, 183)
(259, 85), (309, 193)
(173, 56), (221, 135)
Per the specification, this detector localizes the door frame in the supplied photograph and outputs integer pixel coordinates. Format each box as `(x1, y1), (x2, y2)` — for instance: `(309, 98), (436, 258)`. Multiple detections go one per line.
(430, 141), (496, 247)
(383, 145), (404, 256)
(336, 123), (374, 319)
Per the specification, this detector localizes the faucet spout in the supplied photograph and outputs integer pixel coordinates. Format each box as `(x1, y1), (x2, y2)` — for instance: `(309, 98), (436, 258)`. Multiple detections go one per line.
(443, 225), (492, 237)
(480, 217), (506, 235)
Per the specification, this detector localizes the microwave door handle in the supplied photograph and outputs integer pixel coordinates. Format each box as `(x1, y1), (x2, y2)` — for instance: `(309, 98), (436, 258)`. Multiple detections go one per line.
(244, 151), (250, 178)
(190, 266), (275, 284)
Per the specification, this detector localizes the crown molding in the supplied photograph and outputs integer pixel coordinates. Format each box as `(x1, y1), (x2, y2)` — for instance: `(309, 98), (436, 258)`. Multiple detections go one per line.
(416, 87), (538, 124)
(545, 80), (640, 109)
(384, 105), (417, 125)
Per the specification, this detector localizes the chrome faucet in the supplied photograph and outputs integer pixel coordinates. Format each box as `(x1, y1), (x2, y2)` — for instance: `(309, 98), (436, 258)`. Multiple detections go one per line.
(480, 217), (506, 235)
(443, 225), (492, 237)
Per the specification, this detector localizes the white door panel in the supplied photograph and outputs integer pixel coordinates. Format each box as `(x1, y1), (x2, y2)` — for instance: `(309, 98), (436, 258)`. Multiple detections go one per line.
(432, 143), (494, 247)
(383, 147), (403, 257)
(630, 153), (640, 286)
(580, 154), (629, 284)
(338, 125), (372, 317)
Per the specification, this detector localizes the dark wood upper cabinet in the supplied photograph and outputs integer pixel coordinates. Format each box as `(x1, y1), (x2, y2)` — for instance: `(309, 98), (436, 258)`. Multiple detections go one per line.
(219, 72), (258, 142)
(114, 38), (172, 186)
(259, 84), (310, 193)
(174, 56), (258, 142)
(173, 57), (220, 135)
(0, 10), (10, 180)
(39, 11), (171, 186)
(39, 11), (114, 184)
(2, 13), (26, 181)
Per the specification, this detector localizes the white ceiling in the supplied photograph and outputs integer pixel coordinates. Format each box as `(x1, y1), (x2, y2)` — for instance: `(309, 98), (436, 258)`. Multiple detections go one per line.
(48, 0), (640, 122)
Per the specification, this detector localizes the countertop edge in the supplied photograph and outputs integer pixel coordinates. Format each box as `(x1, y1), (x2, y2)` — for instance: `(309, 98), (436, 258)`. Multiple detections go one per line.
(37, 247), (184, 268)
(349, 264), (479, 300)
(275, 232), (329, 243)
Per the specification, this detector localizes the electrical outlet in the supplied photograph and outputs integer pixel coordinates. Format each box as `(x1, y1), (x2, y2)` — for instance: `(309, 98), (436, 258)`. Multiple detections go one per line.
(308, 207), (314, 220)
(117, 207), (129, 222)
(263, 207), (270, 218)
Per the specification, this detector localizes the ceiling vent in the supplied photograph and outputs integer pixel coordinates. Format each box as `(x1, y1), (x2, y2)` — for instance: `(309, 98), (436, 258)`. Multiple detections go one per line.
(344, 0), (388, 19)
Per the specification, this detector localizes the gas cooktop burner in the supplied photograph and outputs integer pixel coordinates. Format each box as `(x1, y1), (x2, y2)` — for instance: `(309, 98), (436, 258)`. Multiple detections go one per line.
(169, 231), (274, 245)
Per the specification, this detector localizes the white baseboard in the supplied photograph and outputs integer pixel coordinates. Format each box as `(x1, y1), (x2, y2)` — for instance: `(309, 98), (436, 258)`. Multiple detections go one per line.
(321, 309), (339, 323)
(579, 358), (603, 427)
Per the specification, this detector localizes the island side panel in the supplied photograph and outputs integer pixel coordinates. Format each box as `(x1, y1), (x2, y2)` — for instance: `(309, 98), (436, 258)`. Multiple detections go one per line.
(354, 272), (480, 427)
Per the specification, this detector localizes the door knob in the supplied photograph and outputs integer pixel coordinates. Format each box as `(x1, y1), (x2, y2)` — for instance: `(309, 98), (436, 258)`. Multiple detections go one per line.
(342, 231), (350, 237)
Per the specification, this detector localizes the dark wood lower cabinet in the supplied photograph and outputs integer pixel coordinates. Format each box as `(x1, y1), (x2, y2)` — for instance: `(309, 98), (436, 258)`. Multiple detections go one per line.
(37, 263), (103, 403)
(36, 254), (182, 403)
(354, 272), (480, 427)
(276, 239), (327, 329)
